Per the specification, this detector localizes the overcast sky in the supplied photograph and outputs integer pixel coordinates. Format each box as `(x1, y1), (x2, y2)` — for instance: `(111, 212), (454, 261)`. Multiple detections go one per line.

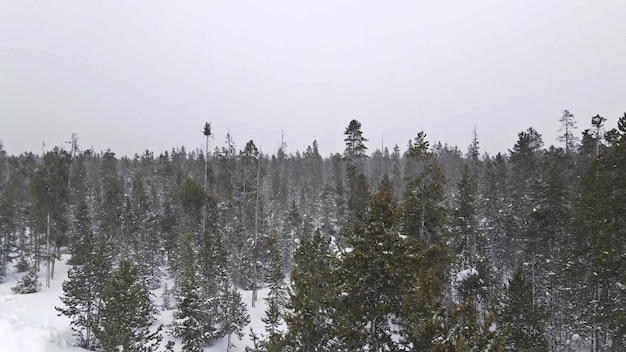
(2, 1), (625, 158)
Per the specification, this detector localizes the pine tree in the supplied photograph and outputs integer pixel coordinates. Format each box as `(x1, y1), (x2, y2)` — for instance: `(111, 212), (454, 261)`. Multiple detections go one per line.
(343, 120), (370, 216)
(401, 133), (447, 247)
(262, 239), (288, 351)
(57, 230), (113, 349)
(198, 230), (229, 344)
(93, 259), (162, 352)
(11, 264), (42, 294)
(481, 153), (513, 276)
(569, 114), (626, 351)
(178, 177), (206, 234)
(171, 232), (207, 352)
(282, 229), (338, 352)
(98, 151), (125, 254)
(434, 298), (504, 352)
(343, 119), (368, 161)
(0, 188), (17, 281)
(558, 109), (578, 154)
(67, 154), (93, 266)
(29, 148), (71, 284)
(334, 181), (410, 351)
(220, 280), (250, 352)
(452, 165), (493, 307)
(396, 243), (452, 351)
(498, 269), (548, 352)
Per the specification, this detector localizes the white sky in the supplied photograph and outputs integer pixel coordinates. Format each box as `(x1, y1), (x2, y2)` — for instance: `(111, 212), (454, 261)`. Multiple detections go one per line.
(1, 1), (625, 158)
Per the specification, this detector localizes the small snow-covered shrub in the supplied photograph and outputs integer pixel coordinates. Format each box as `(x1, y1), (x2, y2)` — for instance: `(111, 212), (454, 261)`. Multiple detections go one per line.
(11, 266), (42, 294)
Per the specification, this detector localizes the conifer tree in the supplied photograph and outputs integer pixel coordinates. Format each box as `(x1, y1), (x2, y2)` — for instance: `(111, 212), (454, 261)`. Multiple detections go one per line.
(262, 239), (288, 351)
(343, 120), (370, 216)
(67, 154), (93, 266)
(57, 230), (113, 349)
(434, 297), (504, 352)
(401, 133), (447, 247)
(334, 179), (410, 351)
(451, 165), (493, 307)
(93, 259), (162, 352)
(99, 151), (125, 253)
(11, 264), (41, 294)
(558, 109), (578, 154)
(498, 269), (548, 352)
(282, 229), (337, 352)
(171, 232), (208, 352)
(0, 188), (17, 281)
(569, 114), (626, 351)
(29, 148), (70, 283)
(220, 280), (250, 352)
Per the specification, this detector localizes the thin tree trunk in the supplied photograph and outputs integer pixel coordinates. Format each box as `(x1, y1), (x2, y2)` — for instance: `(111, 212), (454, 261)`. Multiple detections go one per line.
(51, 244), (59, 280)
(252, 155), (261, 306)
(46, 212), (50, 288)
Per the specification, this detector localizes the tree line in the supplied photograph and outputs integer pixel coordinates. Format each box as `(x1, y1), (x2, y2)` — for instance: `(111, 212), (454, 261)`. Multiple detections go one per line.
(0, 111), (625, 351)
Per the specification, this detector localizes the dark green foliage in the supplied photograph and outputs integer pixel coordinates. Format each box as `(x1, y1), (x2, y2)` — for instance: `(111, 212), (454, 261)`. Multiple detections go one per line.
(0, 188), (17, 280)
(498, 269), (548, 352)
(29, 148), (71, 273)
(172, 268), (205, 351)
(198, 230), (230, 343)
(282, 229), (337, 351)
(178, 177), (206, 232)
(401, 143), (447, 247)
(262, 239), (288, 351)
(57, 230), (113, 349)
(452, 165), (493, 306)
(220, 281), (250, 352)
(3, 115), (626, 352)
(558, 109), (578, 154)
(99, 151), (125, 248)
(171, 232), (215, 351)
(343, 119), (368, 161)
(93, 260), (162, 352)
(434, 298), (504, 352)
(335, 183), (416, 351)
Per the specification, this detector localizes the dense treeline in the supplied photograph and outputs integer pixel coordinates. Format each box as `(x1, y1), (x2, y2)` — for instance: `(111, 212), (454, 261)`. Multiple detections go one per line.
(0, 112), (625, 351)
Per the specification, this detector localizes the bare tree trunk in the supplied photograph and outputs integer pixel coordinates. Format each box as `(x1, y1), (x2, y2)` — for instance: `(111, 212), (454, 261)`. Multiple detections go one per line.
(46, 212), (50, 288)
(51, 244), (59, 280)
(252, 155), (261, 306)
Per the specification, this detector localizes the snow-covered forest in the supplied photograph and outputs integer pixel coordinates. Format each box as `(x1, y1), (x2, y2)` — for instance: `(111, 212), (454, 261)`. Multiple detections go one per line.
(1, 113), (625, 352)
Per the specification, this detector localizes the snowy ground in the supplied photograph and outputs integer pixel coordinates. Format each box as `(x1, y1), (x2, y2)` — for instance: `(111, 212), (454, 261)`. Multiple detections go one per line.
(0, 256), (270, 352)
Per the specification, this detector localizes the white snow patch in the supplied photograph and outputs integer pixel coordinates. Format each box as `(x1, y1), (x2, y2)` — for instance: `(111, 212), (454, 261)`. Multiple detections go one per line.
(0, 255), (276, 352)
(456, 268), (478, 282)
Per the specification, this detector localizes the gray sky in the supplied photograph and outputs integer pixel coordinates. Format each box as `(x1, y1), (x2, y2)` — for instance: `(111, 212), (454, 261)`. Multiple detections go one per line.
(2, 1), (625, 158)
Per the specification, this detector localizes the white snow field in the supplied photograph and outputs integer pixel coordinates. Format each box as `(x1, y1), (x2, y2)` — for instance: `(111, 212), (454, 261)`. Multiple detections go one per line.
(0, 255), (270, 352)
